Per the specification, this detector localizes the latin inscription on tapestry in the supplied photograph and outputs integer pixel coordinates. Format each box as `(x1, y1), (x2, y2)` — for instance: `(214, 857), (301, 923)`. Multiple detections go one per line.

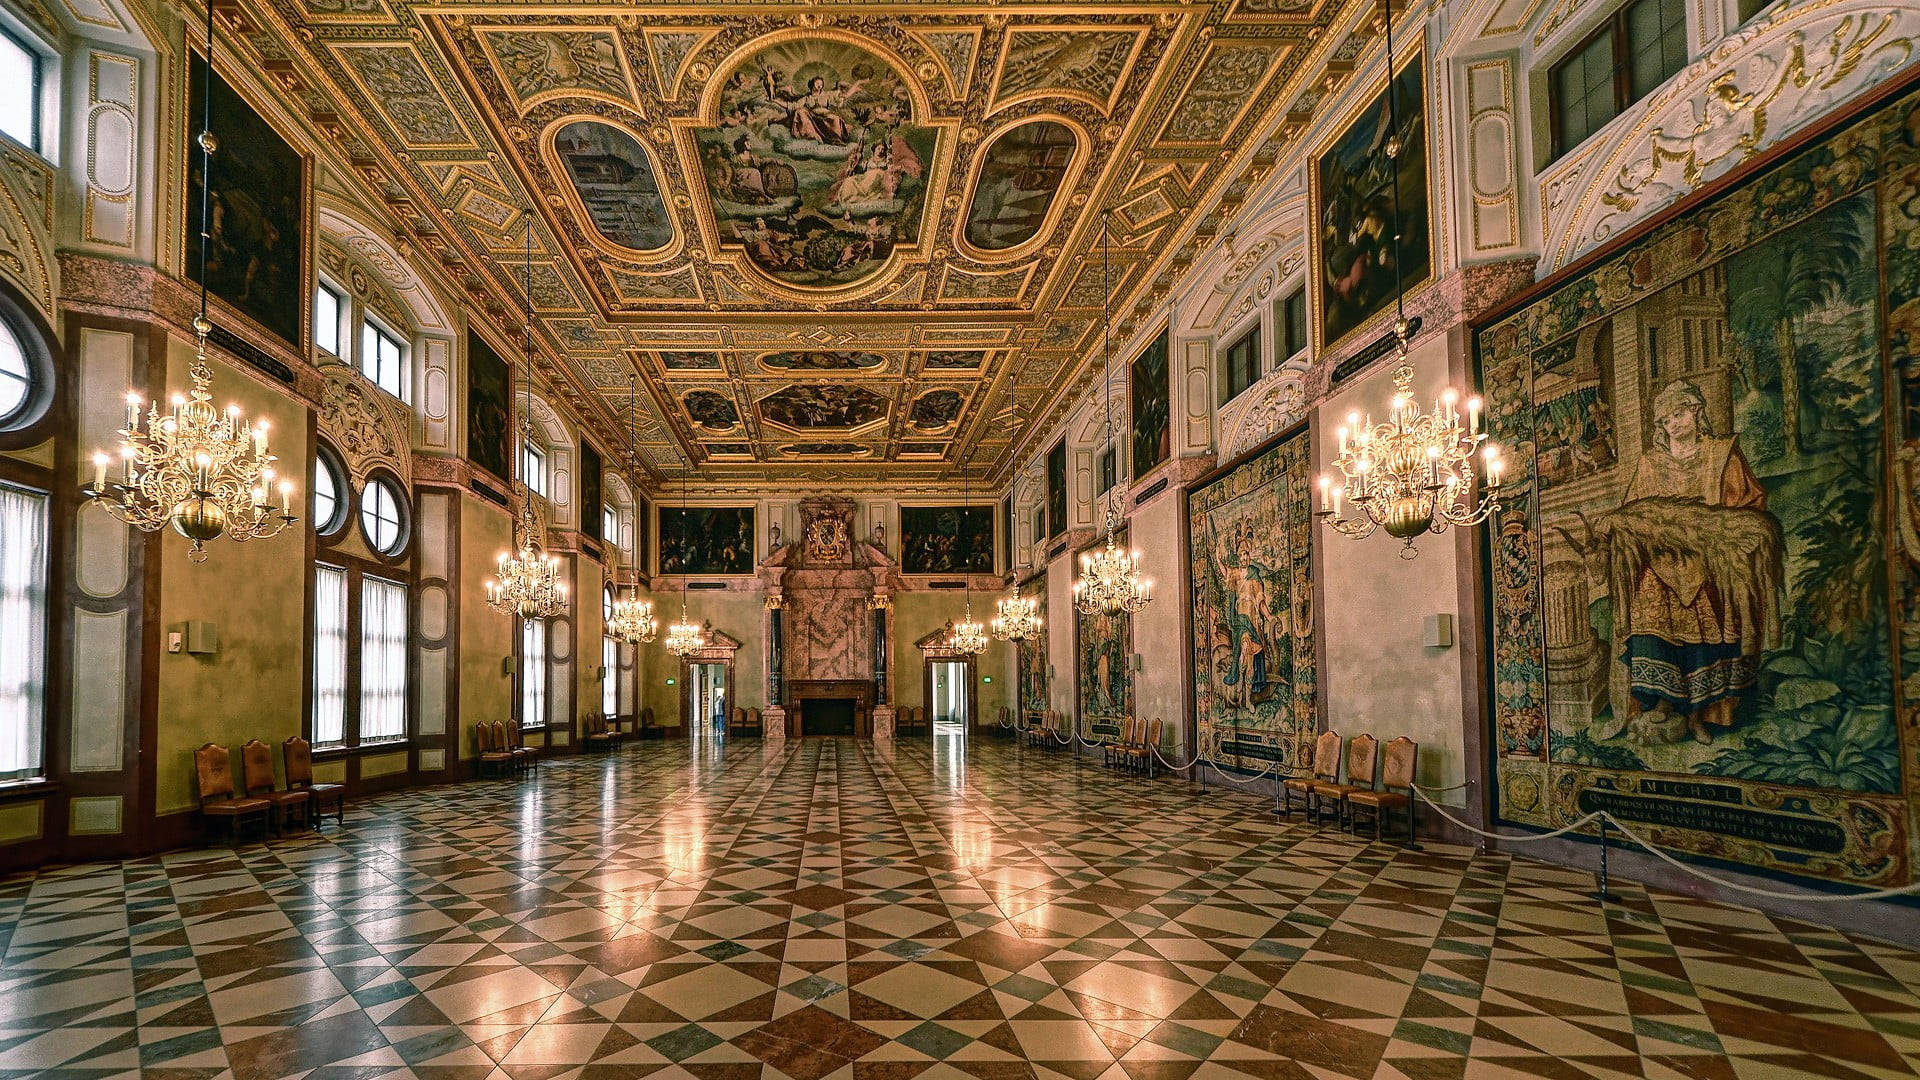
(1315, 56), (1428, 348)
(466, 330), (511, 482)
(1018, 577), (1048, 722)
(1131, 329), (1170, 478)
(658, 506), (755, 575)
(696, 38), (937, 290)
(1187, 427), (1315, 774)
(1077, 529), (1132, 741)
(1477, 80), (1920, 888)
(187, 55), (305, 347)
(900, 506), (993, 574)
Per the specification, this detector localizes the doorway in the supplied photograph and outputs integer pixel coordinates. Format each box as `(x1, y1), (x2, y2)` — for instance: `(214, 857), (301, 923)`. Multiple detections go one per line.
(929, 661), (972, 728)
(688, 662), (728, 739)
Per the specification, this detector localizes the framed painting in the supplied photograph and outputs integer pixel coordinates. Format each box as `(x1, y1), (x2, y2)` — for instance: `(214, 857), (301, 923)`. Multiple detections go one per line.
(187, 54), (306, 348)
(466, 330), (512, 483)
(1313, 52), (1429, 350)
(1075, 528), (1131, 741)
(580, 439), (603, 541)
(1186, 425), (1316, 775)
(1131, 328), (1171, 478)
(1477, 74), (1920, 888)
(658, 505), (756, 575)
(1046, 439), (1067, 538)
(900, 505), (994, 574)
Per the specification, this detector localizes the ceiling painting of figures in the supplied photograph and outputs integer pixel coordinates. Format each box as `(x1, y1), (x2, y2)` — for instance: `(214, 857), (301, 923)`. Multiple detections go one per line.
(240, 0), (1367, 483)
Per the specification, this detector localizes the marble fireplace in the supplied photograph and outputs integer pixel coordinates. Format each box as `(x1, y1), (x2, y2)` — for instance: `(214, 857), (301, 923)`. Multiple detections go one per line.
(759, 496), (899, 737)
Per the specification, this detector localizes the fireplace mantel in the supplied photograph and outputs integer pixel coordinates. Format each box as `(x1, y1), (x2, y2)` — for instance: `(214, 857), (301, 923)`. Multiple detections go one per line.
(786, 679), (874, 738)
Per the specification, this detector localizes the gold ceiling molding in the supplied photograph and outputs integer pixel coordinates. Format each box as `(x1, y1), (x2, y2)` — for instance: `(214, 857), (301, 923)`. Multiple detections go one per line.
(235, 0), (1368, 485)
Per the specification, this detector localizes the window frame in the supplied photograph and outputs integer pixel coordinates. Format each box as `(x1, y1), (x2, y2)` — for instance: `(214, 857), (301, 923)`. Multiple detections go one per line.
(314, 279), (344, 358)
(358, 473), (411, 558)
(0, 24), (44, 155)
(359, 315), (411, 405)
(305, 558), (414, 755)
(522, 441), (549, 500)
(1546, 0), (1690, 161)
(0, 477), (49, 785)
(518, 617), (549, 731)
(1281, 286), (1309, 362)
(312, 443), (348, 537)
(1218, 325), (1262, 406)
(602, 633), (618, 717)
(1097, 444), (1117, 497)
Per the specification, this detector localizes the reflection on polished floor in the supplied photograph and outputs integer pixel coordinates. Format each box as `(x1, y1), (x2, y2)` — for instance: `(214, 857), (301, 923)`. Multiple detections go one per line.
(3, 738), (1920, 1080)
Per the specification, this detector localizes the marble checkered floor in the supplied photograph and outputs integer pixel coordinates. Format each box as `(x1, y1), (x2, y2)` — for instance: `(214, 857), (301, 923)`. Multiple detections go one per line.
(3, 737), (1920, 1080)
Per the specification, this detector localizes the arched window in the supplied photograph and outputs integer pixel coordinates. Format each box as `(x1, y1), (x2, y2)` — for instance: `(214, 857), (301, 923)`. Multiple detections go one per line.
(0, 322), (29, 426)
(312, 447), (346, 536)
(360, 477), (407, 555)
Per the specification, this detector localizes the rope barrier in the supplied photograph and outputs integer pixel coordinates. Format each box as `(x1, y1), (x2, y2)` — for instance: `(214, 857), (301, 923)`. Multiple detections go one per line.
(1196, 753), (1281, 784)
(1411, 785), (1920, 903)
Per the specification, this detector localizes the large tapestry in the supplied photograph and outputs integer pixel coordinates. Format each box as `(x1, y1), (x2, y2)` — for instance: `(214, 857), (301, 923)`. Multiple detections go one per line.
(466, 330), (511, 482)
(1131, 329), (1171, 478)
(1076, 529), (1131, 740)
(658, 506), (756, 575)
(1017, 576), (1048, 722)
(1477, 80), (1920, 888)
(188, 55), (305, 347)
(900, 506), (993, 573)
(696, 38), (938, 290)
(1314, 54), (1428, 349)
(1187, 427), (1316, 774)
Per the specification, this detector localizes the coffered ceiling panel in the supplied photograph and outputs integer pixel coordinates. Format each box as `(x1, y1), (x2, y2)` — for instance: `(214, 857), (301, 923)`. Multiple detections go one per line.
(239, 0), (1366, 488)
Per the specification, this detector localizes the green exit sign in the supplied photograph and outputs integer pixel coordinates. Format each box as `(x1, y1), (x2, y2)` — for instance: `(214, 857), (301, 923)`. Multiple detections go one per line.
(666, 678), (677, 686)
(982, 676), (993, 683)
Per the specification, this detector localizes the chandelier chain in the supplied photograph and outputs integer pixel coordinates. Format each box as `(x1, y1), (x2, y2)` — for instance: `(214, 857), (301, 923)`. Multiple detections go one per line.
(484, 216), (567, 619)
(1072, 212), (1152, 616)
(608, 369), (657, 645)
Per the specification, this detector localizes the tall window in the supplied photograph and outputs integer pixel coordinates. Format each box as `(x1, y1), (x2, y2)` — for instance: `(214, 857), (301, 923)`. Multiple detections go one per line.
(1219, 326), (1261, 405)
(1281, 287), (1309, 361)
(359, 576), (408, 742)
(311, 565), (348, 747)
(602, 635), (618, 717)
(522, 442), (548, 499)
(314, 282), (342, 357)
(1097, 445), (1117, 496)
(520, 619), (548, 729)
(0, 482), (47, 782)
(0, 28), (41, 153)
(603, 503), (619, 551)
(361, 318), (410, 403)
(1549, 0), (1689, 160)
(0, 317), (30, 428)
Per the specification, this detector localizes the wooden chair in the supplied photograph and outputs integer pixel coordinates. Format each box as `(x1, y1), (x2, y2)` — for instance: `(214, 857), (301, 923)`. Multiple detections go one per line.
(240, 738), (309, 835)
(581, 714), (616, 753)
(1104, 717), (1135, 769)
(744, 707), (763, 737)
(1348, 737), (1418, 844)
(1283, 731), (1340, 819)
(283, 736), (345, 827)
(1310, 733), (1377, 828)
(506, 720), (541, 768)
(194, 743), (271, 844)
(476, 721), (513, 778)
(728, 706), (745, 736)
(1124, 718), (1162, 777)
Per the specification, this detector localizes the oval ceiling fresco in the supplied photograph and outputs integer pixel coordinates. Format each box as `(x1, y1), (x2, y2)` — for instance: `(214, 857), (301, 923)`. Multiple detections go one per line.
(696, 37), (935, 289)
(683, 390), (740, 431)
(965, 120), (1078, 252)
(910, 388), (964, 430)
(759, 350), (885, 371)
(553, 120), (674, 254)
(759, 384), (890, 430)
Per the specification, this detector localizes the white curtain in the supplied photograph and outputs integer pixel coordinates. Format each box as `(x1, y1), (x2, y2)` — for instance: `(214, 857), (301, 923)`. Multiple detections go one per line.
(360, 576), (408, 742)
(602, 636), (617, 716)
(312, 566), (348, 746)
(521, 618), (546, 730)
(0, 483), (46, 781)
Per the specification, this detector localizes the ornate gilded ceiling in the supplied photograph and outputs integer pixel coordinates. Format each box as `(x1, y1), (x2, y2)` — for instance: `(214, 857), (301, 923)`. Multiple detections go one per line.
(232, 0), (1369, 488)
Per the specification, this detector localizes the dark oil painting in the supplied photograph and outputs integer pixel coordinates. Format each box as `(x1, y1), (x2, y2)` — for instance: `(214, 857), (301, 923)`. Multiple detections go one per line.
(1315, 56), (1428, 348)
(1047, 439), (1067, 537)
(900, 505), (994, 574)
(466, 330), (512, 482)
(658, 505), (756, 575)
(1131, 328), (1170, 477)
(187, 54), (305, 347)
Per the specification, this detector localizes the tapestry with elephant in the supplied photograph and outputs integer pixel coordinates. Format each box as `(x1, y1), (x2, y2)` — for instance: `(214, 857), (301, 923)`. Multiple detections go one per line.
(1186, 427), (1316, 776)
(1476, 79), (1920, 888)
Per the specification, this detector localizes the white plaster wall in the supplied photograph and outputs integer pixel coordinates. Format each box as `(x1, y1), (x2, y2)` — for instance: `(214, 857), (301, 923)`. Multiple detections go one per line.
(1128, 491), (1188, 752)
(1314, 336), (1470, 801)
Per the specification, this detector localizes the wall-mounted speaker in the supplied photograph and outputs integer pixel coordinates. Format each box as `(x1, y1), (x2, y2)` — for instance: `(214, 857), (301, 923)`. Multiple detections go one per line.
(1423, 613), (1455, 648)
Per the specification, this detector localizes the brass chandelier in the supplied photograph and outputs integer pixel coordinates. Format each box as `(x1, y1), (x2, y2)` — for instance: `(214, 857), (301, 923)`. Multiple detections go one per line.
(484, 219), (567, 620)
(663, 469), (706, 658)
(607, 373), (656, 645)
(1072, 212), (1153, 617)
(948, 456), (988, 655)
(1317, 0), (1503, 556)
(992, 358), (1041, 642)
(85, 1), (296, 563)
